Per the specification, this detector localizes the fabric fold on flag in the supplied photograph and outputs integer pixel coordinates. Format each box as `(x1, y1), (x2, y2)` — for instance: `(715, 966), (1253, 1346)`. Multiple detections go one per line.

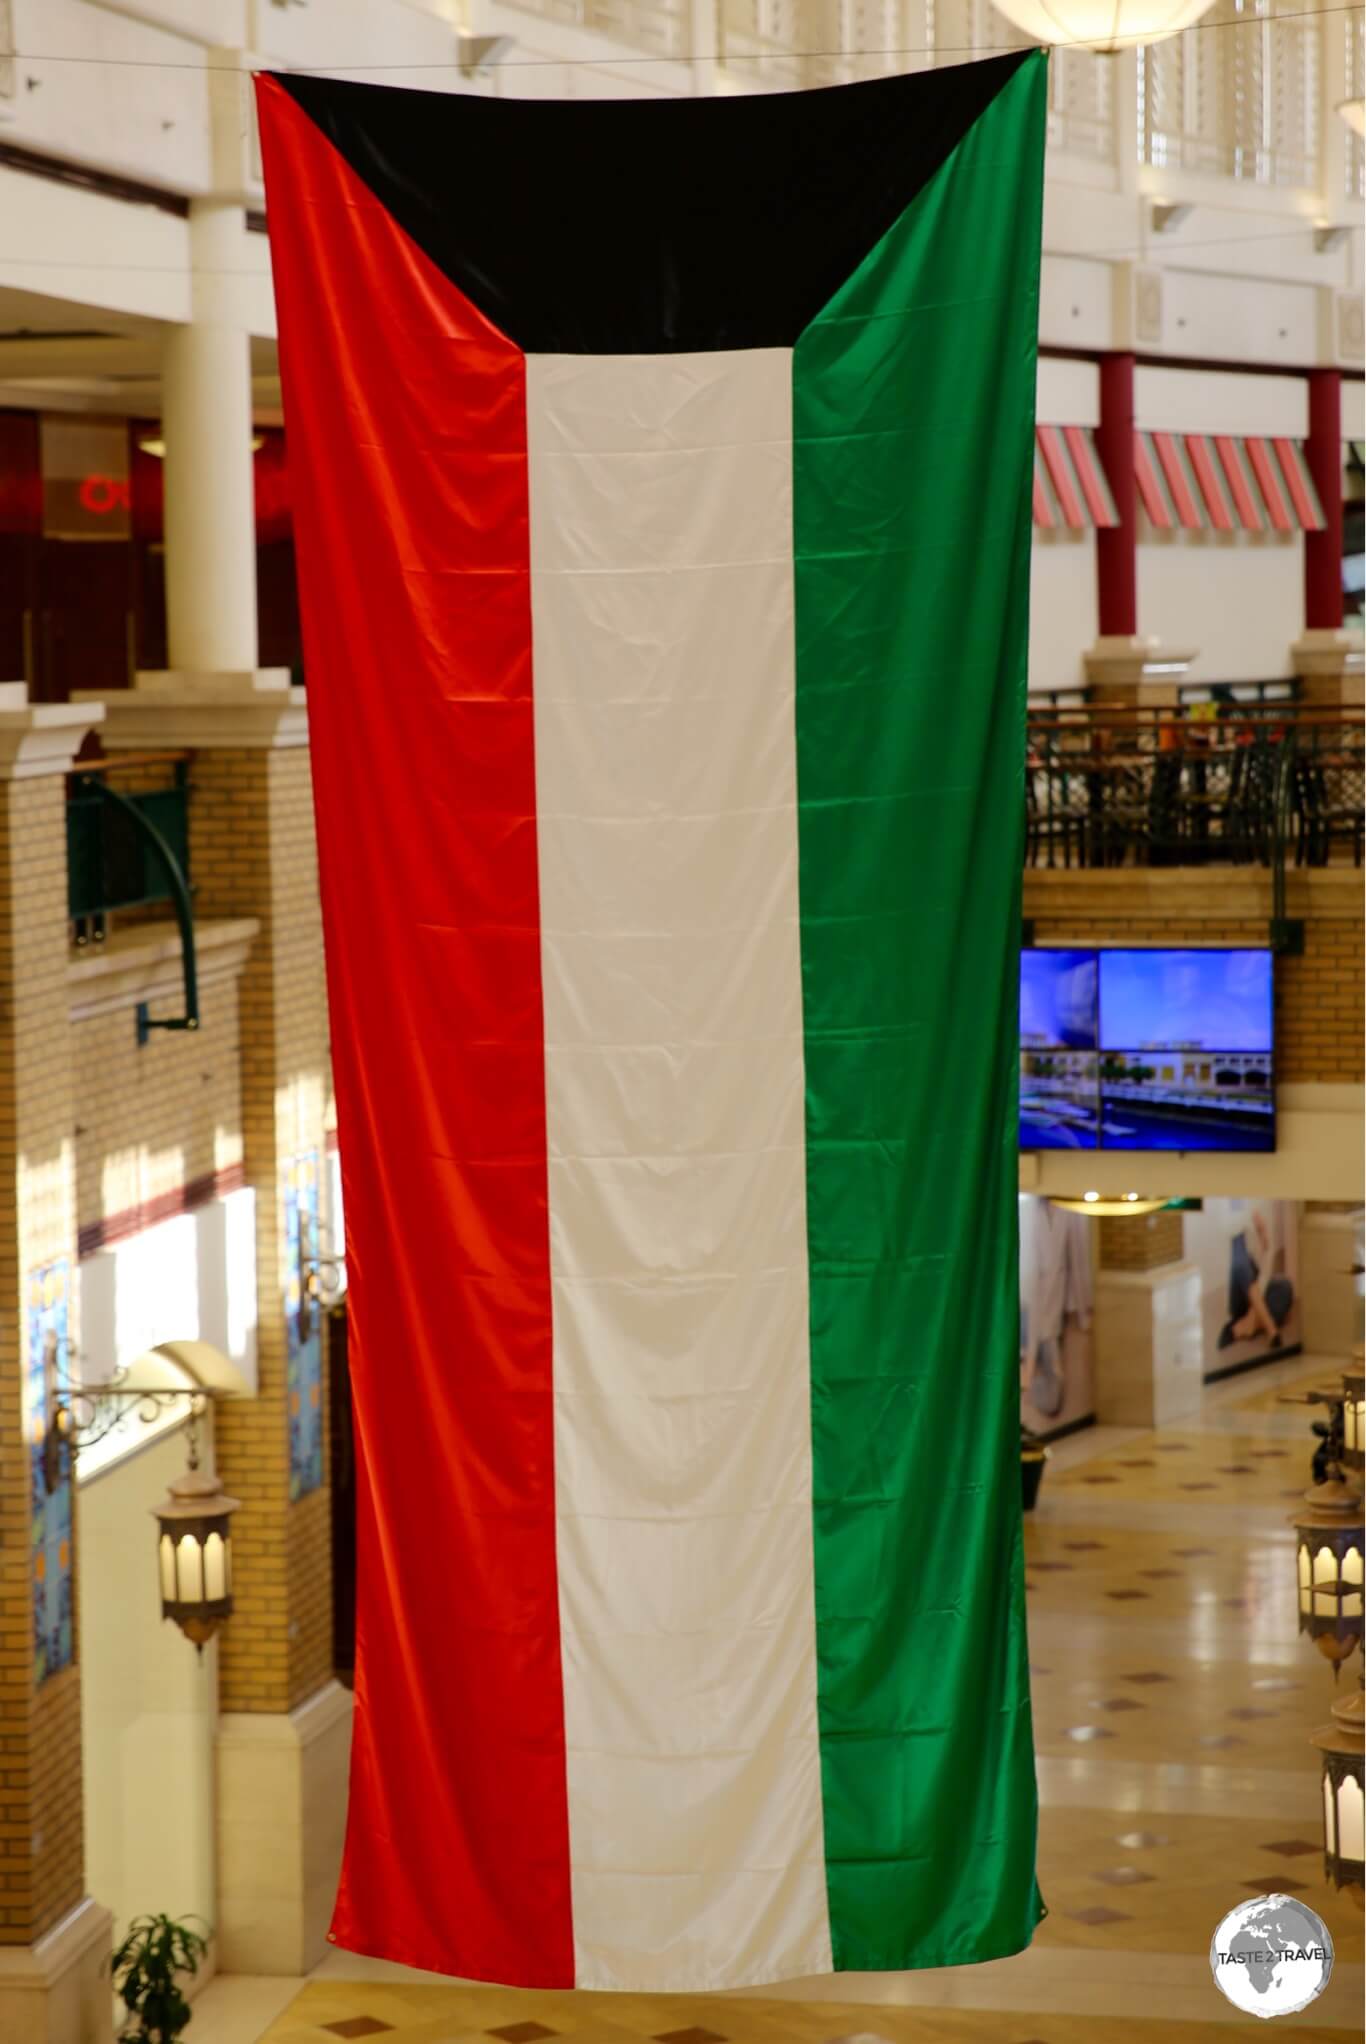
(256, 50), (1048, 1994)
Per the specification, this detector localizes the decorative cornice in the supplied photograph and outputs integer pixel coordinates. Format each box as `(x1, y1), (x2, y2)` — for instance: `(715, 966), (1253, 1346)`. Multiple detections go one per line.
(75, 670), (309, 752)
(0, 685), (104, 781)
(68, 915), (259, 1024)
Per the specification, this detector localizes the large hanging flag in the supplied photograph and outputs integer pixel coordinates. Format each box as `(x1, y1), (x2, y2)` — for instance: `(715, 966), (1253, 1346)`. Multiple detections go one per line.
(257, 52), (1047, 1995)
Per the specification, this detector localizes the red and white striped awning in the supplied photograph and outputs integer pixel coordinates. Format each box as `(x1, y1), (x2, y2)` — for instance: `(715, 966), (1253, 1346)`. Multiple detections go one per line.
(1033, 425), (1117, 529)
(1133, 432), (1325, 534)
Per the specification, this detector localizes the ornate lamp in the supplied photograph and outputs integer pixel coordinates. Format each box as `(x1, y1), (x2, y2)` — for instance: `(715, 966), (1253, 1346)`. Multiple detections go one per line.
(987, 0), (1215, 54)
(1341, 1370), (1364, 1477)
(1292, 1478), (1364, 1672)
(1312, 1684), (1364, 1892)
(153, 1438), (240, 1652)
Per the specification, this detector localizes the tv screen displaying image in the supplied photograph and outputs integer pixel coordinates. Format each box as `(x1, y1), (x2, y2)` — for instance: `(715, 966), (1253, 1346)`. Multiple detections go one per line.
(1097, 949), (1274, 1153)
(1019, 949), (1099, 1149)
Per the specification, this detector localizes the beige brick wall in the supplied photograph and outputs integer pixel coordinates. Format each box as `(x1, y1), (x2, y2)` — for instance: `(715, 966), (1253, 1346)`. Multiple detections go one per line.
(1024, 868), (1363, 1086)
(0, 776), (83, 1944)
(188, 747), (333, 1713)
(73, 974), (243, 1238)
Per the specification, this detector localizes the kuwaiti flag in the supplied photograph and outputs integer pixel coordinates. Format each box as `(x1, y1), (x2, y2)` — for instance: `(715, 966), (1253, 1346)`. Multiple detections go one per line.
(257, 51), (1046, 1995)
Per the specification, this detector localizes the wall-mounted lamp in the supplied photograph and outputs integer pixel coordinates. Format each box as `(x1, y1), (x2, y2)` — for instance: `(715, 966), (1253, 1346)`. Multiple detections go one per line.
(45, 1355), (240, 1653)
(154, 1443), (240, 1653)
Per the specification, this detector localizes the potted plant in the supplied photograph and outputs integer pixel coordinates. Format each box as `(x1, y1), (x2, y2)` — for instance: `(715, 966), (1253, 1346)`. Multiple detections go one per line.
(1021, 1425), (1048, 1512)
(110, 1914), (210, 2044)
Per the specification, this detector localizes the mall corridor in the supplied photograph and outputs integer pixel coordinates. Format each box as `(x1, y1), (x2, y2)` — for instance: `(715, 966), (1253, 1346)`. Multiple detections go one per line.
(188, 1356), (1363, 2044)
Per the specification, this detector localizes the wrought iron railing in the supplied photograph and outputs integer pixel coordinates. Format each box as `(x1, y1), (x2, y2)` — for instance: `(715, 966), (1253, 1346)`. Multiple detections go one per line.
(1025, 707), (1365, 877)
(67, 752), (191, 941)
(66, 752), (199, 1040)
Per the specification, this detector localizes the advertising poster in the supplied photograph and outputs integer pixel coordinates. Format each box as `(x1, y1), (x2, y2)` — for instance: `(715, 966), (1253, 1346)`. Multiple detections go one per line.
(1185, 1197), (1302, 1379)
(285, 1150), (324, 1499)
(1019, 1195), (1095, 1437)
(26, 1258), (73, 1685)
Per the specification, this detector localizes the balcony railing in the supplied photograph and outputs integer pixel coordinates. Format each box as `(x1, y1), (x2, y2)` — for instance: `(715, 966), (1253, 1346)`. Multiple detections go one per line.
(1025, 706), (1365, 874)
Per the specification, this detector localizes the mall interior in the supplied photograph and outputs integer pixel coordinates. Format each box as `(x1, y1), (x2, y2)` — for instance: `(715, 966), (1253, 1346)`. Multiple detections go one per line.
(0, 2), (1363, 2041)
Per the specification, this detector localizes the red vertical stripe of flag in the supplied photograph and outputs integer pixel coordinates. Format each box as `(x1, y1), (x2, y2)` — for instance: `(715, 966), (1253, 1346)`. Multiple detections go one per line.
(1245, 437), (1293, 532)
(1213, 436), (1264, 531)
(255, 78), (573, 1987)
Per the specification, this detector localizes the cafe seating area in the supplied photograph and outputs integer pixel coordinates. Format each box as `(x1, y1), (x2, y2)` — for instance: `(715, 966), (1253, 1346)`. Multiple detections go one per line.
(1025, 702), (1365, 872)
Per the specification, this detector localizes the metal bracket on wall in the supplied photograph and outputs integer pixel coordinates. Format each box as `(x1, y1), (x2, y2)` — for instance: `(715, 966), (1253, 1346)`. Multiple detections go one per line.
(1269, 917), (1305, 956)
(84, 777), (200, 1044)
(1268, 747), (1305, 957)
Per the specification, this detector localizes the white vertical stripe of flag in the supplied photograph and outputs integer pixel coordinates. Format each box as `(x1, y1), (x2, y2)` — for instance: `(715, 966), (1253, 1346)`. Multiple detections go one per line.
(526, 350), (832, 1993)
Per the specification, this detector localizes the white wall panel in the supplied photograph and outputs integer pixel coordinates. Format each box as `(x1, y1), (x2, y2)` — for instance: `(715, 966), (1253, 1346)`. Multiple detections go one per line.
(1029, 533), (1095, 691)
(1138, 532), (1303, 680)
(1037, 355), (1100, 428)
(80, 1418), (219, 1945)
(1136, 365), (1308, 438)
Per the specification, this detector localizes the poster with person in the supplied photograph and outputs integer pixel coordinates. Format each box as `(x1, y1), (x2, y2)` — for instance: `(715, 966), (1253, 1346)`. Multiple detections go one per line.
(1019, 1195), (1095, 1437)
(1185, 1198), (1302, 1379)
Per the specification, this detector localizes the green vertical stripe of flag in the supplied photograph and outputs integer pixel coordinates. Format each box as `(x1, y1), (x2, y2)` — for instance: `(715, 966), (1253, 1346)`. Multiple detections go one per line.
(792, 50), (1049, 1969)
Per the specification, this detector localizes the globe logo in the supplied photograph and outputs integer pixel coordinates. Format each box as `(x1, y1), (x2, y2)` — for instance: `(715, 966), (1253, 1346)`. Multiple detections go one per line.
(1210, 1894), (1334, 2018)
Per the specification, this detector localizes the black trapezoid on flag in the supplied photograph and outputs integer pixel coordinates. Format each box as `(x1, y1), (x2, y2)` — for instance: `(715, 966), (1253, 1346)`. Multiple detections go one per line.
(269, 51), (1038, 356)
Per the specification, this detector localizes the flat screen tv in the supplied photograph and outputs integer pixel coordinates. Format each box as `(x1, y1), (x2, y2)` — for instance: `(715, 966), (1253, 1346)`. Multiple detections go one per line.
(1019, 948), (1099, 1150)
(1019, 947), (1274, 1154)
(1097, 948), (1274, 1152)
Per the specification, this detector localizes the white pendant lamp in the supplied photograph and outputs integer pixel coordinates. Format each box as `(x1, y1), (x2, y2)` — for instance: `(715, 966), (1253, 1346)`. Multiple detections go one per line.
(988, 0), (1216, 55)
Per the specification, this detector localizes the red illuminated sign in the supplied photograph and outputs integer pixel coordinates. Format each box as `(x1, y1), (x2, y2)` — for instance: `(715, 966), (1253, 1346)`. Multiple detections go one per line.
(78, 474), (132, 516)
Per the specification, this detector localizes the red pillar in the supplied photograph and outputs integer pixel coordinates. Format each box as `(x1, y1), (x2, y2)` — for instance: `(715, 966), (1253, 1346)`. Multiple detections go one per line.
(1094, 352), (1138, 638)
(1304, 369), (1343, 632)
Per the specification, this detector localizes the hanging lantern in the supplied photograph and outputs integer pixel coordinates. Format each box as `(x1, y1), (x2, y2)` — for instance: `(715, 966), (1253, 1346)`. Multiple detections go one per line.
(153, 1462), (240, 1651)
(1311, 1684), (1364, 1892)
(986, 0), (1215, 55)
(1341, 1370), (1365, 1476)
(1292, 1479), (1365, 1671)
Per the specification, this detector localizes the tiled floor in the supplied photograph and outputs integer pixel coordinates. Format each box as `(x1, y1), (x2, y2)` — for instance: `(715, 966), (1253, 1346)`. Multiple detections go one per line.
(194, 1354), (1364, 2043)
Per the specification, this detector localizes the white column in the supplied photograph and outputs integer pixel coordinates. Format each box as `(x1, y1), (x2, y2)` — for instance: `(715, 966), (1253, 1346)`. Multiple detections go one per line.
(1318, 9), (1350, 228)
(162, 200), (259, 677)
